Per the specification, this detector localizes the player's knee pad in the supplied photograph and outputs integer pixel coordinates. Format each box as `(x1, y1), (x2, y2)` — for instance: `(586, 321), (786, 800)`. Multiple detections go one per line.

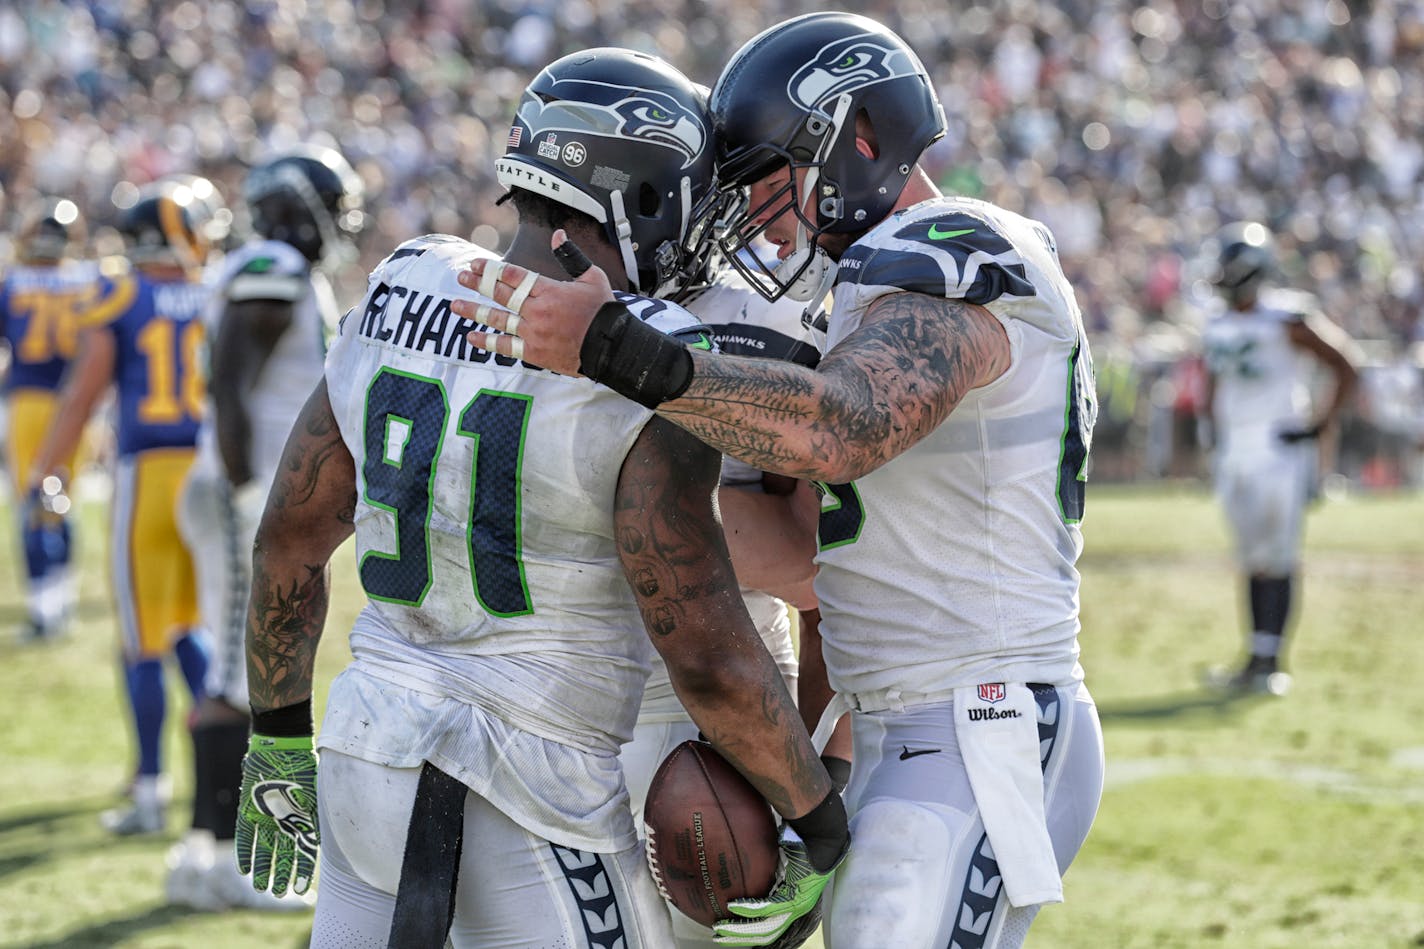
(828, 800), (957, 949)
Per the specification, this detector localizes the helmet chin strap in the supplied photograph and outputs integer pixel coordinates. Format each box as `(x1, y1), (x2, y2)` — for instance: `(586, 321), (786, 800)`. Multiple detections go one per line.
(608, 188), (642, 291)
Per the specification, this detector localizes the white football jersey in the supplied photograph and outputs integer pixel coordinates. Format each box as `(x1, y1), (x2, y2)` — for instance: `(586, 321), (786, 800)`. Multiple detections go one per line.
(193, 239), (334, 483)
(318, 234), (708, 852)
(816, 196), (1097, 696)
(635, 267), (819, 720)
(1201, 289), (1315, 458)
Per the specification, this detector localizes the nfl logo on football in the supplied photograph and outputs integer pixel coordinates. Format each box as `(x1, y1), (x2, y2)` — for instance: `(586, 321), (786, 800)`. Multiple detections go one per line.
(978, 683), (1005, 703)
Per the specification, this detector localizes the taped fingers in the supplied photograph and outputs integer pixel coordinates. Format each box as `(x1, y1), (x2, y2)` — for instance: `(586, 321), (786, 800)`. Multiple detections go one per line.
(505, 269), (539, 313)
(477, 260), (507, 301)
(506, 336), (525, 362)
(553, 238), (594, 278)
(471, 304), (512, 333)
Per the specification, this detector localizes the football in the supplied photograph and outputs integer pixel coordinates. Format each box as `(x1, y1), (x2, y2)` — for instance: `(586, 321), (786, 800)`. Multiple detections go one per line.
(642, 740), (780, 927)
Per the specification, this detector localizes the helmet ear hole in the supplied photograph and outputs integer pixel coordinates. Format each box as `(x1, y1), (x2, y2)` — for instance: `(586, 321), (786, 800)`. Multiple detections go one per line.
(854, 108), (879, 160)
(638, 181), (663, 218)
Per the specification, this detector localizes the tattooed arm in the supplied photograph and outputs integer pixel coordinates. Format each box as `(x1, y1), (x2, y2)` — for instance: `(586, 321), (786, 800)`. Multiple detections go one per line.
(245, 379), (356, 713)
(615, 416), (831, 819)
(661, 292), (1011, 483)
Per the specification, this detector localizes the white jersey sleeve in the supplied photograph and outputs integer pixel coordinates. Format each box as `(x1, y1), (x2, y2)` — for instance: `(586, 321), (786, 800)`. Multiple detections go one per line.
(816, 197), (1097, 696)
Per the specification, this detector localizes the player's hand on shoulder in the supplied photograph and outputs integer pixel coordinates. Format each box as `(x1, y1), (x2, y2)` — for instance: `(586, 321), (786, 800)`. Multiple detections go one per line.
(455, 231), (613, 377)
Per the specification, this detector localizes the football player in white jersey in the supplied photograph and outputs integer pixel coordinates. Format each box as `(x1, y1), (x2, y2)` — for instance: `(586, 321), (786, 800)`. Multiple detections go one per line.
(236, 49), (844, 949)
(1199, 222), (1358, 696)
(457, 14), (1106, 948)
(167, 149), (364, 911)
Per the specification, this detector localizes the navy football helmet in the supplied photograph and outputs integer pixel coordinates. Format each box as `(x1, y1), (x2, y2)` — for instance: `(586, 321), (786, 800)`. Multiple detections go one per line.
(118, 184), (209, 270)
(497, 48), (716, 296)
(707, 13), (946, 300)
(1213, 221), (1275, 307)
(16, 197), (82, 263)
(243, 146), (364, 265)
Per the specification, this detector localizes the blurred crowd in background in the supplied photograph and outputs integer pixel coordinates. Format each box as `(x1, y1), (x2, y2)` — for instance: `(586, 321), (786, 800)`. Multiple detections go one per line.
(2, 0), (1422, 487)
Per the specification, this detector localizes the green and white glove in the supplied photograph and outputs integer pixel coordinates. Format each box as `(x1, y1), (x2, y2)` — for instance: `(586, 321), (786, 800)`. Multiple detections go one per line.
(235, 734), (319, 896)
(712, 826), (846, 947)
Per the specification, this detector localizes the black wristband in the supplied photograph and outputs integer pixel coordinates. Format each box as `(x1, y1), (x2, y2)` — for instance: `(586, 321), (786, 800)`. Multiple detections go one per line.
(578, 301), (694, 409)
(821, 755), (852, 794)
(786, 788), (850, 873)
(250, 698), (313, 738)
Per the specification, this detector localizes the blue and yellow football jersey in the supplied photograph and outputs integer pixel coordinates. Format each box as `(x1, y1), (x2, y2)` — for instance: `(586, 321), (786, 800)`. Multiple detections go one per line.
(0, 261), (126, 393)
(85, 269), (207, 458)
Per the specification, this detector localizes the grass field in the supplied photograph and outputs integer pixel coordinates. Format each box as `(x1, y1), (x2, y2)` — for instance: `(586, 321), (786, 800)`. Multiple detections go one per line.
(3, 484), (1423, 948)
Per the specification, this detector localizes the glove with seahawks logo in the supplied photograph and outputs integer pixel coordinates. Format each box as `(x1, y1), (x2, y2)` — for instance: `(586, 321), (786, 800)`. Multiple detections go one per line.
(235, 734), (319, 896)
(712, 824), (847, 947)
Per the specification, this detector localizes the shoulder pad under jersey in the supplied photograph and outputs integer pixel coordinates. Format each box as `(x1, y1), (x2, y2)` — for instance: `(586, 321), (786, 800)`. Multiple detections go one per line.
(837, 208), (1037, 305)
(613, 291), (715, 350)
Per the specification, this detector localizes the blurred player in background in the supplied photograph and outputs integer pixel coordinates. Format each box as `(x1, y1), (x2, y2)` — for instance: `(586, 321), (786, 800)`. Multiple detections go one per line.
(0, 197), (98, 641)
(30, 183), (212, 835)
(236, 48), (843, 949)
(457, 13), (1107, 947)
(1200, 221), (1360, 696)
(166, 148), (363, 911)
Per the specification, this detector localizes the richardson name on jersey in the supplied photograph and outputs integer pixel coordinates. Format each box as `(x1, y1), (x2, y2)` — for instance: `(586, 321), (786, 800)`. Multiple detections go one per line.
(967, 706), (1022, 722)
(357, 280), (535, 368)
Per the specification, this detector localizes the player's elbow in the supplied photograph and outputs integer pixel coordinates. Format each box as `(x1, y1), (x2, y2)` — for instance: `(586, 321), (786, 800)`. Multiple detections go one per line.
(663, 636), (762, 703)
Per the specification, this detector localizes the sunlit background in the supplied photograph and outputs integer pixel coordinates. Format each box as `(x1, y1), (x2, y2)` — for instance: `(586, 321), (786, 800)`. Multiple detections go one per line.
(2, 0), (1422, 485)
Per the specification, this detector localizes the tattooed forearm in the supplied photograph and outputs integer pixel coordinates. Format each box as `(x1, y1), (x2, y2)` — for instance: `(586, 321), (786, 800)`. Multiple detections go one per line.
(246, 559), (329, 712)
(663, 292), (1010, 482)
(615, 417), (728, 641)
(614, 417), (832, 816)
(268, 383), (357, 524)
(243, 379), (357, 713)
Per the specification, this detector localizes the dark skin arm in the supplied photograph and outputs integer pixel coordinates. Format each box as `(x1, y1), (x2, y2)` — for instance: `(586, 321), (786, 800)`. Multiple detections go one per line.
(213, 297), (295, 487)
(245, 379), (356, 713)
(615, 415), (831, 820)
(1287, 313), (1359, 430)
(796, 607), (853, 777)
(455, 250), (1011, 483)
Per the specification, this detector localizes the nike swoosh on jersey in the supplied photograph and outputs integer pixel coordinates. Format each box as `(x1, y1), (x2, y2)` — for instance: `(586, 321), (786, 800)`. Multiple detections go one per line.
(899, 746), (941, 760)
(928, 225), (975, 240)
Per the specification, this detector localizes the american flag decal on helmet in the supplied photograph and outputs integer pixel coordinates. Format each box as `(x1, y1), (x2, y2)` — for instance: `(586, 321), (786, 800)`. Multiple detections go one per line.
(978, 683), (1005, 703)
(507, 125), (523, 149)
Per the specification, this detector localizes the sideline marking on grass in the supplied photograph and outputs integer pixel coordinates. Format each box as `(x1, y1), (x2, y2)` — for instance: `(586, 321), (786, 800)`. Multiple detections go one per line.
(1107, 756), (1424, 803)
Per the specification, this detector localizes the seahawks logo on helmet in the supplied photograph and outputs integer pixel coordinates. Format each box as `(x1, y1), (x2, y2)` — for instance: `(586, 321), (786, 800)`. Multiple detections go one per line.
(611, 91), (706, 169)
(787, 34), (922, 110)
(516, 87), (706, 170)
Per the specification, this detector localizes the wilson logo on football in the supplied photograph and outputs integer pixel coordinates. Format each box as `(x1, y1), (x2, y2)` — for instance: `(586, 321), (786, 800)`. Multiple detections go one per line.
(978, 683), (1005, 703)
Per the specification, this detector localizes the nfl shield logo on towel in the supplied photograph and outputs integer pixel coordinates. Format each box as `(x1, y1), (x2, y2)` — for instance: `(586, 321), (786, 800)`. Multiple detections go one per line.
(978, 683), (1005, 703)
